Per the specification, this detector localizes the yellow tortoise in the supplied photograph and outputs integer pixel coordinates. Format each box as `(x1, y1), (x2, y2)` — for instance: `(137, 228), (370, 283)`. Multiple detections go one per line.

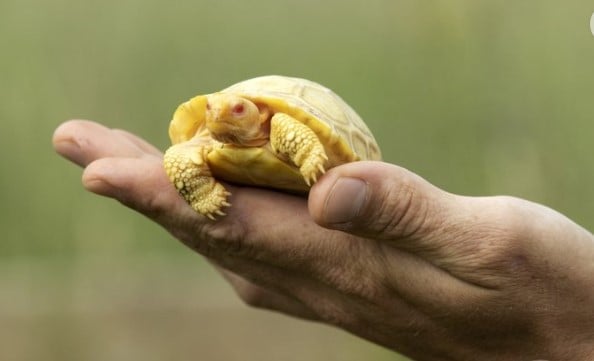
(164, 75), (381, 219)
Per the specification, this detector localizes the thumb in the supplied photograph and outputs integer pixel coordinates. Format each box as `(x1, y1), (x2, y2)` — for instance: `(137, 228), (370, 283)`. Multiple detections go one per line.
(309, 161), (453, 241)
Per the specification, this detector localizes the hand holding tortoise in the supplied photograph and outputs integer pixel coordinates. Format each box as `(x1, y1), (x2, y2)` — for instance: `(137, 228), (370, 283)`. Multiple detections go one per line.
(53, 76), (594, 361)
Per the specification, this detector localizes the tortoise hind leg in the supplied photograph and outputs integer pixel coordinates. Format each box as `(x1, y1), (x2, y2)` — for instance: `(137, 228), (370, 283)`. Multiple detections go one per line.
(163, 143), (230, 219)
(270, 113), (328, 186)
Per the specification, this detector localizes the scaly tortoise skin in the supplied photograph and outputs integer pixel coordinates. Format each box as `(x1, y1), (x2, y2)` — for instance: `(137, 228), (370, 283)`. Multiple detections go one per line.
(163, 75), (381, 219)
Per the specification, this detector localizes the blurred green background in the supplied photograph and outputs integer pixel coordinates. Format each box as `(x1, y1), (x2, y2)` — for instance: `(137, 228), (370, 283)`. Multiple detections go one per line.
(1, 0), (593, 360)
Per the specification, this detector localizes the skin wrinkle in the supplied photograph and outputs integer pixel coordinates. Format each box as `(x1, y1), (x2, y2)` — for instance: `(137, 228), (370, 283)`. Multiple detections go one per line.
(438, 204), (533, 289)
(216, 254), (309, 304)
(386, 182), (421, 239)
(316, 237), (386, 302)
(366, 176), (436, 247)
(423, 228), (516, 290)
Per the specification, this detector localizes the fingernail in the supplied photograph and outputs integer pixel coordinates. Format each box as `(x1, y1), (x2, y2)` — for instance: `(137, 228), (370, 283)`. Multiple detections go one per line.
(54, 138), (85, 166)
(323, 177), (368, 225)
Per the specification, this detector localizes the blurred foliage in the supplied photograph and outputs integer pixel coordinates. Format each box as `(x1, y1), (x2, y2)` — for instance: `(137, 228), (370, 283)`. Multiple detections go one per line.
(1, 0), (593, 360)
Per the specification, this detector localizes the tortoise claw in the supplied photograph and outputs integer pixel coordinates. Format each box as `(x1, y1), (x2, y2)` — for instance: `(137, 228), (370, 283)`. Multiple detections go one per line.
(302, 154), (327, 187)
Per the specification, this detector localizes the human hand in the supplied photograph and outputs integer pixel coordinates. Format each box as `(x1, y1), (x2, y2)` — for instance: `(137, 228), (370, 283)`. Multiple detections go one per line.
(53, 120), (594, 361)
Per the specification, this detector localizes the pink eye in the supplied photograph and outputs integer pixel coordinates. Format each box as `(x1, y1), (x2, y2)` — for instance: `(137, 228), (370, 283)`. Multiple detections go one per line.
(232, 104), (245, 115)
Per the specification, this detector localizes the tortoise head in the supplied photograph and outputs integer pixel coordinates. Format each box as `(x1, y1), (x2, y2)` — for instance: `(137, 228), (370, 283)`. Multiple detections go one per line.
(205, 93), (269, 146)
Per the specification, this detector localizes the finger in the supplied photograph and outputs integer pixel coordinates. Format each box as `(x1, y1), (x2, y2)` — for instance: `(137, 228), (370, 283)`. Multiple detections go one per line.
(85, 153), (317, 255)
(53, 120), (149, 167)
(83, 153), (494, 319)
(84, 153), (338, 319)
(82, 154), (310, 256)
(112, 128), (163, 157)
(82, 156), (193, 225)
(56, 122), (346, 278)
(82, 151), (363, 285)
(308, 161), (529, 289)
(309, 161), (453, 242)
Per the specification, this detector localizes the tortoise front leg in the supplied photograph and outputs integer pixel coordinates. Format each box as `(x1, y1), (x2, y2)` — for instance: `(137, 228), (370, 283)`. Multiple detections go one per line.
(163, 143), (230, 219)
(270, 113), (328, 186)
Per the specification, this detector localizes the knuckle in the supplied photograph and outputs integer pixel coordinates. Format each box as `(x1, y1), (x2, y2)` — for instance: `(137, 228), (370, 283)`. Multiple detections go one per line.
(161, 205), (249, 258)
(192, 219), (249, 257)
(142, 189), (173, 220)
(235, 284), (270, 309)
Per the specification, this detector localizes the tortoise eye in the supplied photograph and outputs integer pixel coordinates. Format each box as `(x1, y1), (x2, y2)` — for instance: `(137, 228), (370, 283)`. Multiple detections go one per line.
(206, 103), (211, 110)
(232, 104), (245, 115)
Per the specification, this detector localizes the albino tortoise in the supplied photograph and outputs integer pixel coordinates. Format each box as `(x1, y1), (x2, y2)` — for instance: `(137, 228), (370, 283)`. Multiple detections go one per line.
(163, 75), (381, 219)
